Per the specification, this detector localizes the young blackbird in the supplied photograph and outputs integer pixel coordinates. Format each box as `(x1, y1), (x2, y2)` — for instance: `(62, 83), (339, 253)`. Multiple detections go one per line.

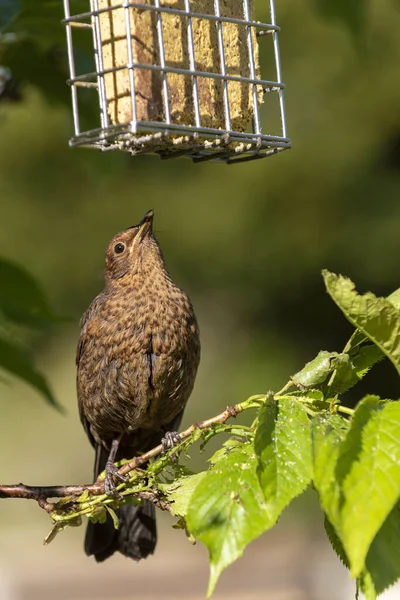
(76, 210), (200, 562)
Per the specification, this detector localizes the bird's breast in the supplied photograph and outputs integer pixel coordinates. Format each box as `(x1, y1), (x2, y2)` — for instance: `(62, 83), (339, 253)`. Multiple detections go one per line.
(78, 285), (200, 442)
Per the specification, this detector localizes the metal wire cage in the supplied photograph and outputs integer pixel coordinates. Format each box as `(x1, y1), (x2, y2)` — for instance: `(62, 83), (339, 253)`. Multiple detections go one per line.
(62, 0), (291, 164)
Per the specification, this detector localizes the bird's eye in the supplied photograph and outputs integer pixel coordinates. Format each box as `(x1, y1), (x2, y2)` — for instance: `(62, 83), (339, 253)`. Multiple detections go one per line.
(114, 242), (126, 254)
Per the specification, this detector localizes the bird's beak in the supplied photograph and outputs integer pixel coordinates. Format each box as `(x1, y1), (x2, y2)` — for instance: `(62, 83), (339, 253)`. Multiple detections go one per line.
(137, 209), (154, 241)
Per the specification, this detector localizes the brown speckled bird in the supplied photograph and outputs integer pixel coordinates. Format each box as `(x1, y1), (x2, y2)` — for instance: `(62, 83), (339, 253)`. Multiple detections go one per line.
(76, 210), (200, 562)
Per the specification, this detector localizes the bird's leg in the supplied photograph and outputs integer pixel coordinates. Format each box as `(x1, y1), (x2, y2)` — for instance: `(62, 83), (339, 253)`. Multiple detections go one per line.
(161, 431), (183, 462)
(104, 435), (129, 497)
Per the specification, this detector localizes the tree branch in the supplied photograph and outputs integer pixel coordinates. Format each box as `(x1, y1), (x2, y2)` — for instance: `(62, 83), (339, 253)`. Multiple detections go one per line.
(118, 402), (243, 476)
(0, 399), (261, 514)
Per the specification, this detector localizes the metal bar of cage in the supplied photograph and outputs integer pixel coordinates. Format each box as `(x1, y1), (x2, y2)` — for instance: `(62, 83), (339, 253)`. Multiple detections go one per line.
(184, 0), (201, 131)
(123, 0), (138, 132)
(214, 0), (231, 134)
(68, 64), (285, 90)
(270, 0), (287, 140)
(63, 0), (80, 134)
(153, 0), (171, 125)
(243, 0), (261, 139)
(63, 4), (281, 31)
(90, 0), (110, 131)
(68, 119), (291, 144)
(62, 0), (291, 163)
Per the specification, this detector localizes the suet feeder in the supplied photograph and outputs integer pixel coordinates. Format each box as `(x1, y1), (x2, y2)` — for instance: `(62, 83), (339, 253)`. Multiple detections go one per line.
(62, 0), (290, 163)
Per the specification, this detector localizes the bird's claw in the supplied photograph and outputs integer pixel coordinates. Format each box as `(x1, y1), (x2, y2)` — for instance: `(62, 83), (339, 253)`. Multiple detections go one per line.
(104, 461), (128, 497)
(161, 431), (183, 462)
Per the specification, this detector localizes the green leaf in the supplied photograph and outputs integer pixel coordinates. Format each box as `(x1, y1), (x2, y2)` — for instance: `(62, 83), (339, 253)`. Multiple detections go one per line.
(358, 502), (400, 599)
(160, 472), (207, 518)
(43, 522), (67, 545)
(388, 287), (400, 310)
(0, 258), (62, 329)
(254, 396), (312, 520)
(351, 345), (385, 380)
(315, 0), (365, 36)
(344, 328), (368, 356)
(172, 516), (196, 543)
(199, 423), (247, 451)
(105, 505), (119, 530)
(44, 515), (81, 544)
(343, 285), (400, 356)
(340, 398), (400, 576)
(326, 283), (400, 396)
(290, 389), (324, 401)
(186, 443), (273, 597)
(324, 515), (350, 569)
(335, 395), (381, 481)
(208, 437), (245, 465)
(292, 350), (350, 388)
(325, 358), (357, 395)
(327, 345), (385, 395)
(314, 396), (379, 551)
(323, 270), (400, 375)
(158, 463), (195, 485)
(0, 0), (20, 30)
(77, 490), (90, 504)
(286, 389), (328, 413)
(316, 396), (400, 584)
(312, 413), (350, 527)
(359, 572), (377, 600)
(0, 335), (61, 410)
(89, 505), (107, 525)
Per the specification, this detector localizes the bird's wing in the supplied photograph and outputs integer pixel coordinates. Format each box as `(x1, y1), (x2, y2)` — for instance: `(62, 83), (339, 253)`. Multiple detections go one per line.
(76, 294), (102, 366)
(76, 295), (104, 446)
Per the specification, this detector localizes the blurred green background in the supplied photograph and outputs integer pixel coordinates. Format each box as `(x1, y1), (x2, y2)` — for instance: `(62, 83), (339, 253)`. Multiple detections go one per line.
(0, 1), (399, 598)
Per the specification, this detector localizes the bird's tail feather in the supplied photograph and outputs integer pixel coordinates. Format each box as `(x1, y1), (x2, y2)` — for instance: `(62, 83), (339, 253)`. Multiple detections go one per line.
(84, 444), (157, 562)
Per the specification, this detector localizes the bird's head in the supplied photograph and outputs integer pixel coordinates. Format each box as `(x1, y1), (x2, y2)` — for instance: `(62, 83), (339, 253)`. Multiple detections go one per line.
(104, 210), (164, 283)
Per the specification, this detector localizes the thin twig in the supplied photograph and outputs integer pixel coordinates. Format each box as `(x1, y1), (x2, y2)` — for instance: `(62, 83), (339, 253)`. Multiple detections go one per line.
(0, 401), (254, 512)
(136, 491), (172, 513)
(118, 403), (242, 477)
(0, 483), (102, 513)
(0, 392), (355, 520)
(336, 405), (354, 417)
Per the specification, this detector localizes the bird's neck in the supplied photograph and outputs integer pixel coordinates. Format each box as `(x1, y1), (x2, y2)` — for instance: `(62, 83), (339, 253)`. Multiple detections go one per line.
(105, 262), (173, 296)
